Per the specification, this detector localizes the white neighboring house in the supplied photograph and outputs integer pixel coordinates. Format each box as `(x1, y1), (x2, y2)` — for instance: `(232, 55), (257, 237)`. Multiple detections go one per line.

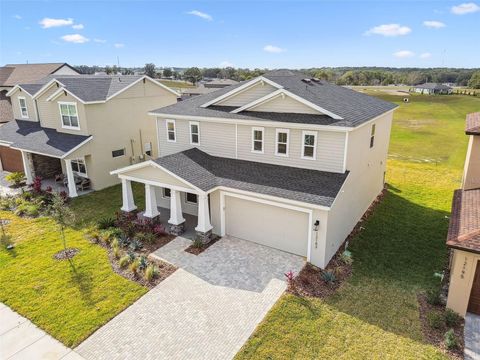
(111, 70), (397, 268)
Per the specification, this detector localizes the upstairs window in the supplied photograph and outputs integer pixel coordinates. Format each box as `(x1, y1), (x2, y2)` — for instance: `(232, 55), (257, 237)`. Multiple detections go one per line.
(166, 120), (176, 142)
(18, 97), (28, 118)
(59, 102), (79, 129)
(302, 131), (317, 160)
(370, 124), (376, 148)
(275, 129), (289, 157)
(252, 127), (264, 153)
(190, 121), (200, 145)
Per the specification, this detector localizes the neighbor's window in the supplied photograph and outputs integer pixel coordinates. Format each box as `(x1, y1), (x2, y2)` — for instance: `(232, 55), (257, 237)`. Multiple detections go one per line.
(144, 142), (152, 156)
(59, 102), (79, 129)
(275, 129), (289, 156)
(166, 120), (176, 142)
(112, 149), (125, 158)
(71, 159), (86, 176)
(18, 97), (28, 118)
(186, 192), (198, 204)
(252, 127), (264, 153)
(190, 121), (200, 145)
(302, 131), (317, 159)
(370, 124), (376, 148)
(163, 188), (171, 198)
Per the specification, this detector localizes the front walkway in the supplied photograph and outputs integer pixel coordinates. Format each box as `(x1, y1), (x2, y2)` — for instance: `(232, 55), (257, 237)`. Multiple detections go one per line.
(0, 303), (84, 360)
(76, 237), (304, 359)
(465, 312), (480, 360)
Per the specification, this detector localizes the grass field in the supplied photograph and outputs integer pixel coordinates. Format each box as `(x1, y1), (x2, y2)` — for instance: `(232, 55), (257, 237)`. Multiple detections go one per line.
(236, 94), (480, 359)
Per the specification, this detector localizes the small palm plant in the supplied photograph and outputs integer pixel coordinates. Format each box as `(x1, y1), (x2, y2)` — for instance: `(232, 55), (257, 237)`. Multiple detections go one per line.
(49, 192), (74, 251)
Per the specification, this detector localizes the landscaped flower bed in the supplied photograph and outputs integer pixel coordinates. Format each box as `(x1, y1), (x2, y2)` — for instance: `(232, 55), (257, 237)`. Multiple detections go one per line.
(184, 234), (221, 255)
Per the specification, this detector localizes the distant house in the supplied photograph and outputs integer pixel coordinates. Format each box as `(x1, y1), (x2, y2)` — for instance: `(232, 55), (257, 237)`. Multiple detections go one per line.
(0, 63), (79, 123)
(181, 85), (217, 99)
(446, 112), (480, 317)
(204, 78), (239, 89)
(410, 83), (452, 95)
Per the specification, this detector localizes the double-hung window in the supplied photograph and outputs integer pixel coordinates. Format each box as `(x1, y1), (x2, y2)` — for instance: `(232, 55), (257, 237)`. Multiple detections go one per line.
(252, 127), (264, 153)
(166, 120), (176, 142)
(59, 102), (79, 129)
(190, 121), (200, 145)
(275, 129), (289, 157)
(163, 188), (171, 198)
(302, 131), (317, 160)
(370, 124), (376, 148)
(18, 97), (28, 118)
(186, 192), (198, 204)
(71, 159), (87, 176)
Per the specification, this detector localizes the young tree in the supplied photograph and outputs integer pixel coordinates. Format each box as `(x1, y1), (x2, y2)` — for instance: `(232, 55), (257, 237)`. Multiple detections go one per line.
(49, 193), (74, 251)
(183, 67), (203, 85)
(144, 63), (156, 78)
(468, 71), (480, 89)
(162, 68), (173, 78)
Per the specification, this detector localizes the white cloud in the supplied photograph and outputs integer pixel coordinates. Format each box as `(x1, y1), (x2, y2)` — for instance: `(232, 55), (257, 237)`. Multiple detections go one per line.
(451, 2), (480, 14)
(220, 61), (234, 68)
(263, 45), (286, 53)
(187, 10), (213, 21)
(40, 17), (74, 28)
(72, 24), (84, 30)
(13, 14), (22, 20)
(393, 50), (415, 58)
(364, 24), (411, 37)
(423, 20), (446, 28)
(114, 43), (125, 48)
(420, 52), (432, 59)
(94, 38), (107, 43)
(61, 34), (89, 44)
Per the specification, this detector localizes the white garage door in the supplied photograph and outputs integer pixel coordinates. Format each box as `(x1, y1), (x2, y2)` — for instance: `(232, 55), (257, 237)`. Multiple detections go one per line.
(224, 195), (309, 256)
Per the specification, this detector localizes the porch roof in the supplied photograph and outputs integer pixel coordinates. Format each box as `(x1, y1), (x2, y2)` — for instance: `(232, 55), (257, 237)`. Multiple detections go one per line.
(154, 148), (348, 207)
(0, 119), (91, 158)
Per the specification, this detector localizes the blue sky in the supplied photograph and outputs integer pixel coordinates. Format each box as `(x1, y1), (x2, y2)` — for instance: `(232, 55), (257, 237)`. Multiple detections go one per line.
(1, 1), (479, 68)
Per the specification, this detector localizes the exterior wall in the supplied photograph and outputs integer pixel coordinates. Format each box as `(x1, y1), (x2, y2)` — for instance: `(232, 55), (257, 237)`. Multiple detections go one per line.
(52, 65), (79, 75)
(0, 90), (13, 123)
(217, 82), (276, 107)
(323, 111), (393, 266)
(447, 249), (480, 317)
(249, 95), (321, 114)
(9, 91), (37, 122)
(462, 135), (480, 190)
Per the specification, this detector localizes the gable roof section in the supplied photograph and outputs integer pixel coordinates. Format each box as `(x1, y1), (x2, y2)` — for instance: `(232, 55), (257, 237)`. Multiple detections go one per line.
(414, 83), (452, 90)
(466, 112), (480, 135)
(0, 63), (77, 87)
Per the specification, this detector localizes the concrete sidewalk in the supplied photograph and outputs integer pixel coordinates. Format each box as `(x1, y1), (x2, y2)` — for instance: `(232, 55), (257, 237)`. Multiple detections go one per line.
(465, 312), (480, 360)
(0, 303), (84, 360)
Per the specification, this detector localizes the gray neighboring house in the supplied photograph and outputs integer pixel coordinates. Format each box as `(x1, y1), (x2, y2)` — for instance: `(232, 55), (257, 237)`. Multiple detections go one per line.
(410, 83), (453, 95)
(111, 70), (398, 269)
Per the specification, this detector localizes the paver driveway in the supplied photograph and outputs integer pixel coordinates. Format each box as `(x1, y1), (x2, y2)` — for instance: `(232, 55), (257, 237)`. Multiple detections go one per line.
(76, 236), (304, 360)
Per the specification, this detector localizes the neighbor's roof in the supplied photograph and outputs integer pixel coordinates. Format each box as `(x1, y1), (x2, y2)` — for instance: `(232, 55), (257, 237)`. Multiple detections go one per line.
(414, 83), (452, 90)
(466, 113), (480, 135)
(447, 189), (480, 254)
(204, 78), (239, 88)
(0, 63), (77, 87)
(151, 70), (397, 128)
(154, 148), (348, 207)
(0, 119), (91, 158)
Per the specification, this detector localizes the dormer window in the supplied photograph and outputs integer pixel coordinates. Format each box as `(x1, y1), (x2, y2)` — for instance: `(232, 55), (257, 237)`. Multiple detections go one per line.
(59, 102), (79, 129)
(18, 97), (28, 118)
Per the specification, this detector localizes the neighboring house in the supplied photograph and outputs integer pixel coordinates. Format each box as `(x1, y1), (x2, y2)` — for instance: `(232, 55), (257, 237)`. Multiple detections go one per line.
(0, 63), (79, 123)
(204, 78), (239, 88)
(181, 84), (217, 98)
(446, 112), (480, 317)
(111, 70), (397, 269)
(410, 83), (453, 95)
(0, 75), (179, 196)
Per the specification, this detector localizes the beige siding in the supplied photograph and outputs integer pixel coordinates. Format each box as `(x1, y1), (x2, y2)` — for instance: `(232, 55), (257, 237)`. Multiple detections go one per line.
(52, 65), (79, 75)
(121, 165), (193, 189)
(249, 95), (321, 114)
(217, 82), (276, 107)
(154, 187), (198, 216)
(10, 91), (37, 121)
(462, 135), (480, 190)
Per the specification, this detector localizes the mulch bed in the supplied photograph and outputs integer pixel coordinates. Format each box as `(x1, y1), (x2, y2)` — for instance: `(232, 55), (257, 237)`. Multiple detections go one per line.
(137, 234), (176, 255)
(185, 235), (222, 255)
(53, 248), (79, 260)
(417, 293), (464, 359)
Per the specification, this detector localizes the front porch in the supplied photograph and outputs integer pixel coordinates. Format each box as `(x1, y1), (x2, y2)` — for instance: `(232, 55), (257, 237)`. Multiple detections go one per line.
(156, 207), (198, 240)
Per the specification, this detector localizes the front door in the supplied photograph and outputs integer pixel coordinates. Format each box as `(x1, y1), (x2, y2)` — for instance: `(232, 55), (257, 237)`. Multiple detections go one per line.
(468, 261), (480, 315)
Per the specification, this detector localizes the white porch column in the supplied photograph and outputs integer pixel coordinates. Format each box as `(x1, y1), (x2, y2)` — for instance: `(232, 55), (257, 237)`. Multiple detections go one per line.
(168, 190), (185, 225)
(143, 184), (159, 218)
(120, 178), (136, 212)
(64, 159), (78, 198)
(195, 193), (212, 233)
(21, 151), (33, 184)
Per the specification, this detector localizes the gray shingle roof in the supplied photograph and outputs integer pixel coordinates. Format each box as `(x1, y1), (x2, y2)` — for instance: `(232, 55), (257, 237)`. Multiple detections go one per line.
(414, 83), (452, 90)
(151, 70), (397, 128)
(154, 148), (348, 207)
(0, 120), (91, 157)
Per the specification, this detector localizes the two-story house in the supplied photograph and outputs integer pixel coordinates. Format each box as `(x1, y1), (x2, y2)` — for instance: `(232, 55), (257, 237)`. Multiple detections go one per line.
(446, 112), (480, 318)
(0, 75), (179, 196)
(111, 70), (397, 268)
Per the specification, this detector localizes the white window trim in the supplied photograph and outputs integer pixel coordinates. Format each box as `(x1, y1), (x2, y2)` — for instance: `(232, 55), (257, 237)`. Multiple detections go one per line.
(301, 130), (317, 160)
(162, 187), (171, 198)
(112, 148), (126, 158)
(58, 101), (80, 130)
(71, 158), (87, 177)
(166, 119), (176, 143)
(189, 121), (200, 145)
(18, 96), (28, 118)
(251, 127), (264, 154)
(275, 128), (289, 157)
(185, 192), (198, 205)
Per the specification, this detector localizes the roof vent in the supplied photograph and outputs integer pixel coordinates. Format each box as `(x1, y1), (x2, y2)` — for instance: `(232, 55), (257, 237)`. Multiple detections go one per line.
(301, 78), (312, 84)
(311, 78), (321, 83)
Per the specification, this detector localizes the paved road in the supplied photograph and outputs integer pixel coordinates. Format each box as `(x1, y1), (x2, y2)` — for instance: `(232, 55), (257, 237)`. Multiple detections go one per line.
(465, 312), (480, 360)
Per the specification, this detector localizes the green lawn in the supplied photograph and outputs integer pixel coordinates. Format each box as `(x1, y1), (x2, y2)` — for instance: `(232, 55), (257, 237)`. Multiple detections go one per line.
(236, 94), (480, 359)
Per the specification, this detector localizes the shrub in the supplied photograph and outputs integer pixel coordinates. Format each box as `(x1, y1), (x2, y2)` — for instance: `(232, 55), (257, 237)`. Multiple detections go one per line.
(145, 264), (159, 281)
(426, 287), (442, 306)
(100, 228), (121, 245)
(153, 224), (167, 236)
(118, 233), (131, 247)
(97, 216), (116, 230)
(138, 256), (148, 270)
(339, 250), (353, 265)
(444, 309), (462, 327)
(427, 311), (445, 330)
(30, 176), (42, 194)
(87, 229), (101, 243)
(129, 239), (143, 251)
(444, 329), (458, 350)
(0, 233), (12, 248)
(115, 211), (137, 237)
(5, 172), (25, 187)
(113, 246), (121, 259)
(127, 252), (136, 262)
(0, 196), (15, 210)
(321, 270), (336, 284)
(14, 202), (40, 217)
(129, 259), (140, 274)
(192, 238), (204, 249)
(139, 232), (157, 244)
(119, 255), (131, 268)
(111, 238), (119, 249)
